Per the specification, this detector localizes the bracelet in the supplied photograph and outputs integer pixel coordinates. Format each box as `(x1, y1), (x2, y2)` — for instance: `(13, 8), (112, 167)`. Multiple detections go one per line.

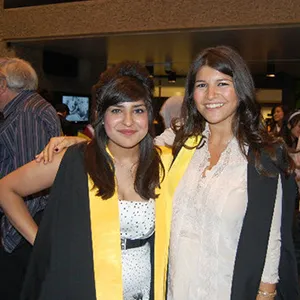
(258, 289), (277, 298)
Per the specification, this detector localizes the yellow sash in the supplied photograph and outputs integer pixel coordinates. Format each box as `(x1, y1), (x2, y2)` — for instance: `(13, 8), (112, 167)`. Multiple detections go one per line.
(155, 136), (200, 296)
(88, 177), (123, 299)
(153, 137), (201, 298)
(88, 146), (175, 299)
(167, 136), (200, 199)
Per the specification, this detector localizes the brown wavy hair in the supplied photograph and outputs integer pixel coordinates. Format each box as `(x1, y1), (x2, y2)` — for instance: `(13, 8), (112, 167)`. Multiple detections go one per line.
(85, 61), (164, 199)
(172, 46), (292, 176)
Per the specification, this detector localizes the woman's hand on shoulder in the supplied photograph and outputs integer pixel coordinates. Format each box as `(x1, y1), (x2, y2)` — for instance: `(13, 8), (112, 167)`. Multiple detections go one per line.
(35, 136), (87, 164)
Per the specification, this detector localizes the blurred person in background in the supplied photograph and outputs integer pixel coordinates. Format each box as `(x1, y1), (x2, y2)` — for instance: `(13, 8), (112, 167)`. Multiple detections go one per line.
(154, 96), (183, 147)
(0, 57), (61, 300)
(281, 110), (300, 189)
(55, 103), (77, 136)
(269, 104), (289, 137)
(283, 110), (300, 287)
(159, 95), (183, 129)
(284, 111), (300, 150)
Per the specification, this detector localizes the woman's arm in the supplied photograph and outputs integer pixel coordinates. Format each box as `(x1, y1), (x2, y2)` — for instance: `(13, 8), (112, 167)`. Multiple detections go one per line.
(0, 150), (65, 245)
(257, 282), (276, 300)
(256, 176), (282, 299)
(35, 136), (87, 163)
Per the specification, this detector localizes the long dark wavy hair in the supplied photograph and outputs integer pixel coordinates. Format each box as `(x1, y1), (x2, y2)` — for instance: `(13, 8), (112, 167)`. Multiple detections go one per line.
(85, 61), (164, 200)
(172, 46), (292, 175)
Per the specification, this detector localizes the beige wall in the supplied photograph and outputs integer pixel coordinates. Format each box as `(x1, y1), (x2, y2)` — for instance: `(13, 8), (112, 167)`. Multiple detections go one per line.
(1, 0), (300, 41)
(0, 0), (15, 56)
(0, 0), (299, 99)
(0, 0), (106, 94)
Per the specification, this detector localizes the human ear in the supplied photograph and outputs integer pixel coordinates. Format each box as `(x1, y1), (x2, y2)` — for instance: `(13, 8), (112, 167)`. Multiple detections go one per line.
(0, 78), (7, 94)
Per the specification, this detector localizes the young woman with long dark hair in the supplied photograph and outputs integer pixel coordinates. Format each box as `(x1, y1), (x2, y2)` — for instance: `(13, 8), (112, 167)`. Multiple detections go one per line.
(0, 61), (172, 300)
(167, 46), (297, 300)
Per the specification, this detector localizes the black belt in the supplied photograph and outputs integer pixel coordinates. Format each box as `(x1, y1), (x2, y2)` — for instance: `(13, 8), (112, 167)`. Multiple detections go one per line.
(121, 236), (151, 250)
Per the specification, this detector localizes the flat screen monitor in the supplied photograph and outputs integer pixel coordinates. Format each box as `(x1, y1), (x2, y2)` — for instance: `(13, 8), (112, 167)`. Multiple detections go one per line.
(62, 95), (89, 122)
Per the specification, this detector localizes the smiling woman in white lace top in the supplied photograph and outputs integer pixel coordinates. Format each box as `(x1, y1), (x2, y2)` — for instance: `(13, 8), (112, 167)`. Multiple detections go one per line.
(167, 46), (298, 300)
(168, 127), (282, 299)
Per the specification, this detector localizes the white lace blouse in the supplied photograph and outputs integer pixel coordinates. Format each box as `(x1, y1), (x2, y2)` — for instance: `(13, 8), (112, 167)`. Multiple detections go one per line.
(167, 130), (282, 300)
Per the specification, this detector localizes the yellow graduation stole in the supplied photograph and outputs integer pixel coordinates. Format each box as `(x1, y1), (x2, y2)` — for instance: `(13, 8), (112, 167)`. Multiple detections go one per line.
(167, 136), (200, 200)
(155, 136), (201, 294)
(88, 146), (175, 299)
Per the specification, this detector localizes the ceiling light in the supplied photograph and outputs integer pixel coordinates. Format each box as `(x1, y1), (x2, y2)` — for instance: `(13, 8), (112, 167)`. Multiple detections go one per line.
(266, 61), (276, 78)
(146, 65), (154, 78)
(168, 71), (176, 83)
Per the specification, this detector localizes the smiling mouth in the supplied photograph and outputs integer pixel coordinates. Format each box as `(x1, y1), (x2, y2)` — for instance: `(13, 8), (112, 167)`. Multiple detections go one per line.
(205, 103), (224, 109)
(118, 130), (137, 135)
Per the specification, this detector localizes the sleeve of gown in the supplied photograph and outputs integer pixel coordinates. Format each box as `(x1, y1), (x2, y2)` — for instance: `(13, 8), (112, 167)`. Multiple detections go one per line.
(261, 176), (282, 283)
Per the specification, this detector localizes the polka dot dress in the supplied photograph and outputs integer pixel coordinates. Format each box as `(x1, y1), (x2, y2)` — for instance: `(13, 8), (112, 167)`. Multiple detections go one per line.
(119, 198), (155, 300)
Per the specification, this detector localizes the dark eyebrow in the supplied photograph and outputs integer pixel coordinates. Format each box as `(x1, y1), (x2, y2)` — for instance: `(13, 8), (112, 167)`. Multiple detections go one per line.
(133, 104), (146, 108)
(216, 78), (233, 82)
(111, 104), (123, 107)
(195, 78), (233, 84)
(111, 103), (146, 108)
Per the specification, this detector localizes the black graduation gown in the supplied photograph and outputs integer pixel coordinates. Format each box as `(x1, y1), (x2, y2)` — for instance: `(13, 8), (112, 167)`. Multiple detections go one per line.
(21, 145), (299, 300)
(21, 145), (155, 300)
(231, 150), (299, 300)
